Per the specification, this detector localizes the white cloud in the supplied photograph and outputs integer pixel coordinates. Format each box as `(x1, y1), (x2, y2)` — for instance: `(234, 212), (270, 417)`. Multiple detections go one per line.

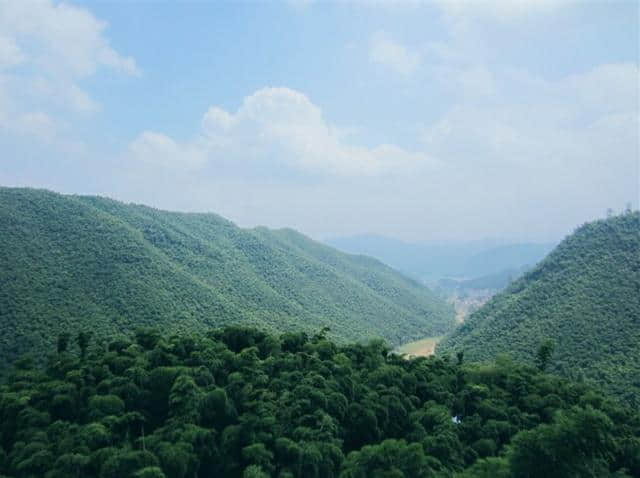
(422, 62), (639, 172)
(0, 0), (139, 137)
(15, 111), (57, 140)
(0, 0), (139, 78)
(0, 35), (24, 68)
(129, 131), (207, 170)
(456, 65), (497, 98)
(409, 63), (638, 240)
(129, 87), (432, 175)
(369, 31), (421, 75)
(566, 63), (639, 115)
(124, 62), (637, 240)
(435, 0), (570, 21)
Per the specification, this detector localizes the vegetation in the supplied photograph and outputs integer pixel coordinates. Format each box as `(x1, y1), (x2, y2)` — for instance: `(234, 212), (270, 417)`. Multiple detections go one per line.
(0, 326), (638, 478)
(438, 211), (640, 405)
(0, 187), (455, 365)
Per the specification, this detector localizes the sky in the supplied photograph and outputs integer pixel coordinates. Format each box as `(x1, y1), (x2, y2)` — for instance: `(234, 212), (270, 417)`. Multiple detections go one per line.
(0, 0), (638, 243)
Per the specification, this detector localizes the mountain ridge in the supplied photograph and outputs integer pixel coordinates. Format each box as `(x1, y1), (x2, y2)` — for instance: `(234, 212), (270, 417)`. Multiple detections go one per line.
(437, 211), (640, 404)
(0, 187), (455, 365)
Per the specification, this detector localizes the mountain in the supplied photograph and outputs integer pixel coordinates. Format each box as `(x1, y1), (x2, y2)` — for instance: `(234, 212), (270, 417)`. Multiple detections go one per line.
(438, 211), (640, 404)
(325, 235), (554, 283)
(462, 244), (555, 279)
(0, 187), (455, 365)
(436, 265), (531, 293)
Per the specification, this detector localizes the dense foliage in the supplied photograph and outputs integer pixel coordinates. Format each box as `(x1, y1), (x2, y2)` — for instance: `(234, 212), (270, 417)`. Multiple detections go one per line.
(438, 211), (640, 405)
(0, 187), (454, 365)
(0, 326), (638, 478)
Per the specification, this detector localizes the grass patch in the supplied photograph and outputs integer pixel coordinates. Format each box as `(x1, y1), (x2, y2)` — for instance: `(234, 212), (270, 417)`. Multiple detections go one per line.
(395, 336), (443, 357)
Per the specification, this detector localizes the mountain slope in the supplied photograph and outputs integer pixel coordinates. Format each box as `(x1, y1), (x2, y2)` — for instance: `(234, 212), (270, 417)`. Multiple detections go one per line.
(438, 211), (640, 404)
(0, 187), (455, 364)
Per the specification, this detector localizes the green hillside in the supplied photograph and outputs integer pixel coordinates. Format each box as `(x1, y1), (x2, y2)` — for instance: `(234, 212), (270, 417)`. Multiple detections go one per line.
(438, 211), (640, 404)
(0, 187), (455, 365)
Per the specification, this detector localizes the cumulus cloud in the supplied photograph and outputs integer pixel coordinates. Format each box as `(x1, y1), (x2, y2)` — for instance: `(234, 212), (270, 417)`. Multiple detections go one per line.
(123, 61), (637, 239)
(369, 31), (421, 75)
(0, 0), (139, 79)
(0, 0), (139, 135)
(128, 87), (431, 175)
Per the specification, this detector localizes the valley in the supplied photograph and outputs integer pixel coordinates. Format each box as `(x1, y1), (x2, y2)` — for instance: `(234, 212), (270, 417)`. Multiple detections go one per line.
(395, 295), (490, 357)
(1, 1), (636, 476)
(0, 189), (638, 478)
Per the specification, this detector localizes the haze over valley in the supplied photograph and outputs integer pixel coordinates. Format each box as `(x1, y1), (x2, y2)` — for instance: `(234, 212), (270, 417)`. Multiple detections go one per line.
(327, 235), (557, 324)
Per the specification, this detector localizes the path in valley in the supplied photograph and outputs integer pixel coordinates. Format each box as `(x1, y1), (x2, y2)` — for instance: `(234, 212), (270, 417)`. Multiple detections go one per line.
(396, 292), (493, 357)
(395, 336), (442, 357)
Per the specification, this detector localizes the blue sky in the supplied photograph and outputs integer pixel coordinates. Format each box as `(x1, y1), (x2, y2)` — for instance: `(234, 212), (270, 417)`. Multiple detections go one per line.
(0, 0), (638, 242)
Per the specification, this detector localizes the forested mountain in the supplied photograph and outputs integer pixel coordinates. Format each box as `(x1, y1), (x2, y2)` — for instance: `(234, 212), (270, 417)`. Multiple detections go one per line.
(326, 235), (554, 283)
(438, 211), (640, 404)
(0, 187), (454, 365)
(0, 326), (638, 478)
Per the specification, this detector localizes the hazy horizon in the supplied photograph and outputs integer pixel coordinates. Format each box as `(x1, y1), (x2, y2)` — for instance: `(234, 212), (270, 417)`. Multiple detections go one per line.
(1, 0), (637, 243)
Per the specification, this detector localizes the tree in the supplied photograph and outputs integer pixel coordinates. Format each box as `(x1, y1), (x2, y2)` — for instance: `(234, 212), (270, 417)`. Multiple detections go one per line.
(135, 328), (161, 350)
(535, 340), (554, 372)
(454, 457), (510, 478)
(340, 439), (434, 478)
(242, 443), (274, 474)
(57, 333), (71, 354)
(77, 331), (93, 359)
(0, 325), (638, 478)
(89, 395), (125, 420)
(47, 453), (90, 478)
(509, 406), (616, 478)
(152, 441), (194, 478)
(134, 468), (166, 478)
(168, 375), (202, 422)
(99, 450), (159, 478)
(243, 465), (270, 478)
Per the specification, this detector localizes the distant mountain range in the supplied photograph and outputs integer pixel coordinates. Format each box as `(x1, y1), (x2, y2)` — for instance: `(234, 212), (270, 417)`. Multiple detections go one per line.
(436, 265), (531, 293)
(325, 235), (555, 285)
(0, 187), (455, 365)
(438, 211), (640, 404)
